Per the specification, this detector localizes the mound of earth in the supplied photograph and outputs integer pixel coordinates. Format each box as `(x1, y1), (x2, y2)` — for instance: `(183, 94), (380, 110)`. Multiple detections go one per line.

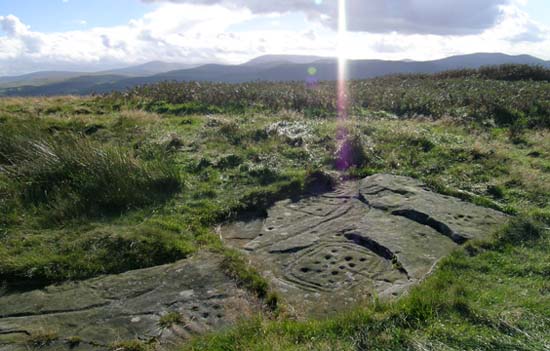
(221, 174), (506, 316)
(0, 253), (259, 350)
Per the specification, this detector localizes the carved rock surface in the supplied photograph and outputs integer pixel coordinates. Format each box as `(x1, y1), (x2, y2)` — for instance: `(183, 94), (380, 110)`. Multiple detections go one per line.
(221, 174), (506, 316)
(0, 253), (259, 350)
(0, 174), (507, 350)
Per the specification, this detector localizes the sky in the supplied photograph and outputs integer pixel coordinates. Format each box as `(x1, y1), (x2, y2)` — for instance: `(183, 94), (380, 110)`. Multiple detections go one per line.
(0, 0), (549, 75)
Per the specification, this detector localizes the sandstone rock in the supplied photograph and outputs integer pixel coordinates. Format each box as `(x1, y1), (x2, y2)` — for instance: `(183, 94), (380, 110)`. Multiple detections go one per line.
(0, 253), (259, 351)
(221, 174), (506, 316)
(0, 174), (507, 350)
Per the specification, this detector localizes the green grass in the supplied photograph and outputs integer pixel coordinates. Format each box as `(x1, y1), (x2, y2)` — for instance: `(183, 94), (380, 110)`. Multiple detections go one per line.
(184, 215), (550, 351)
(1, 129), (181, 221)
(0, 70), (549, 350)
(28, 329), (59, 348)
(159, 311), (184, 328)
(104, 65), (550, 128)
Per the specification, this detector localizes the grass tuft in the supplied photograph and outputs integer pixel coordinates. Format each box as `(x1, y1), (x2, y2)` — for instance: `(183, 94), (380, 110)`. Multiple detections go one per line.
(1, 128), (181, 221)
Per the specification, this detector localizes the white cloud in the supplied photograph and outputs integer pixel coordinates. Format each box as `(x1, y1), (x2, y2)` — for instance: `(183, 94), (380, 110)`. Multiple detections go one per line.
(0, 15), (30, 37)
(0, 1), (548, 76)
(141, 0), (513, 35)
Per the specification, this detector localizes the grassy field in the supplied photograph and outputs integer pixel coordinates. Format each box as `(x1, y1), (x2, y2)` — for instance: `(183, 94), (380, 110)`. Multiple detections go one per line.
(0, 66), (549, 350)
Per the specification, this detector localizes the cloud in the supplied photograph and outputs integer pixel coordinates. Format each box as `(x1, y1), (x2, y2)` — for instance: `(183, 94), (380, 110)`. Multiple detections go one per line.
(0, 15), (44, 54)
(0, 4), (326, 74)
(0, 1), (549, 76)
(497, 5), (549, 43)
(509, 23), (546, 43)
(0, 15), (30, 37)
(141, 0), (512, 35)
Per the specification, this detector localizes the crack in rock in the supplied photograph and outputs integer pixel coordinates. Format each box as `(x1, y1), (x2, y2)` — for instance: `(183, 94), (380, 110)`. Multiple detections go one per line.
(391, 208), (469, 244)
(343, 232), (410, 278)
(0, 252), (260, 350)
(0, 302), (111, 319)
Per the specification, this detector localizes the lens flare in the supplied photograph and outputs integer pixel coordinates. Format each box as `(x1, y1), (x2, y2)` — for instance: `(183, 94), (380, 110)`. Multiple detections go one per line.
(337, 0), (347, 121)
(336, 0), (351, 170)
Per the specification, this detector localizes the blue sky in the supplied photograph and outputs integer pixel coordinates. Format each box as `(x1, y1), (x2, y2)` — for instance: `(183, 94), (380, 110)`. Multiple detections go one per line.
(0, 0), (153, 32)
(0, 0), (549, 75)
(1, 0), (548, 32)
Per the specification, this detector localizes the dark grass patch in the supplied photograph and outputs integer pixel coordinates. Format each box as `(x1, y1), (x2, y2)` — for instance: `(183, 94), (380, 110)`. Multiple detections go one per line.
(1, 128), (181, 221)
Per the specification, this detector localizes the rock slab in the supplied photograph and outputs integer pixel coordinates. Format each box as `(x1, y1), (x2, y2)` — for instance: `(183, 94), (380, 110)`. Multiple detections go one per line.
(221, 174), (506, 316)
(0, 253), (259, 350)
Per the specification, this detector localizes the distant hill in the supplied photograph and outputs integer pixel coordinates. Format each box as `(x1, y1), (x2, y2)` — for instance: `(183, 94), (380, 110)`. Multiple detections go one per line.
(1, 53), (549, 96)
(244, 55), (331, 66)
(100, 61), (198, 77)
(0, 61), (197, 89)
(0, 71), (83, 88)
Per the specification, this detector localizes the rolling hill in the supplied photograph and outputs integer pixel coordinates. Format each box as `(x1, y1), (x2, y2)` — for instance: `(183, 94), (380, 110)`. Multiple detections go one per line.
(1, 53), (548, 96)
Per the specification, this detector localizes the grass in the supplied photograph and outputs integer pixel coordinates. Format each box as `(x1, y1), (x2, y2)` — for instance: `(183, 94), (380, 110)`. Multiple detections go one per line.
(104, 64), (550, 128)
(0, 68), (549, 350)
(28, 329), (59, 348)
(1, 128), (181, 221)
(184, 215), (550, 351)
(220, 248), (280, 311)
(159, 312), (184, 328)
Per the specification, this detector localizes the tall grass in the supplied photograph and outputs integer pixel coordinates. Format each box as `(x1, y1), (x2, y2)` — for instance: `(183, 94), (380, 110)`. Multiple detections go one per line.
(102, 64), (550, 128)
(0, 128), (181, 220)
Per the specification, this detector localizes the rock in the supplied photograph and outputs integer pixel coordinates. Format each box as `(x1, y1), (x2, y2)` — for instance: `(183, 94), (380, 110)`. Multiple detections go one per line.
(0, 174), (508, 349)
(221, 174), (506, 316)
(266, 121), (311, 146)
(83, 124), (104, 135)
(0, 253), (259, 350)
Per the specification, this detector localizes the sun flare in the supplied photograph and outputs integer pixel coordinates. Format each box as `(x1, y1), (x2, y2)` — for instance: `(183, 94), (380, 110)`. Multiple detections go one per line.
(337, 0), (348, 121)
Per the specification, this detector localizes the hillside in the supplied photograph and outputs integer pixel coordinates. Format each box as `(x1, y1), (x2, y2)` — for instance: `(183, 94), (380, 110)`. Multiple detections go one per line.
(0, 70), (549, 350)
(1, 53), (548, 96)
(0, 61), (197, 90)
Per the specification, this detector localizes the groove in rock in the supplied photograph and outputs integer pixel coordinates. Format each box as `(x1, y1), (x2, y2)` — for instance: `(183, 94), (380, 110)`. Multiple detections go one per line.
(360, 186), (413, 196)
(268, 243), (315, 254)
(0, 302), (110, 319)
(343, 232), (409, 278)
(0, 330), (31, 336)
(355, 192), (370, 206)
(391, 209), (467, 244)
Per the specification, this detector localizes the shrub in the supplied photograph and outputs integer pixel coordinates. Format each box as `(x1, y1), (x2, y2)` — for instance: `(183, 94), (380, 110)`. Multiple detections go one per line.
(334, 131), (367, 170)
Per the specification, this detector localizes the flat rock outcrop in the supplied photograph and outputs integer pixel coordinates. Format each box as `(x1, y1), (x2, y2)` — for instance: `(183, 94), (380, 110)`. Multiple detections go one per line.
(0, 174), (507, 349)
(0, 253), (259, 350)
(221, 174), (506, 316)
